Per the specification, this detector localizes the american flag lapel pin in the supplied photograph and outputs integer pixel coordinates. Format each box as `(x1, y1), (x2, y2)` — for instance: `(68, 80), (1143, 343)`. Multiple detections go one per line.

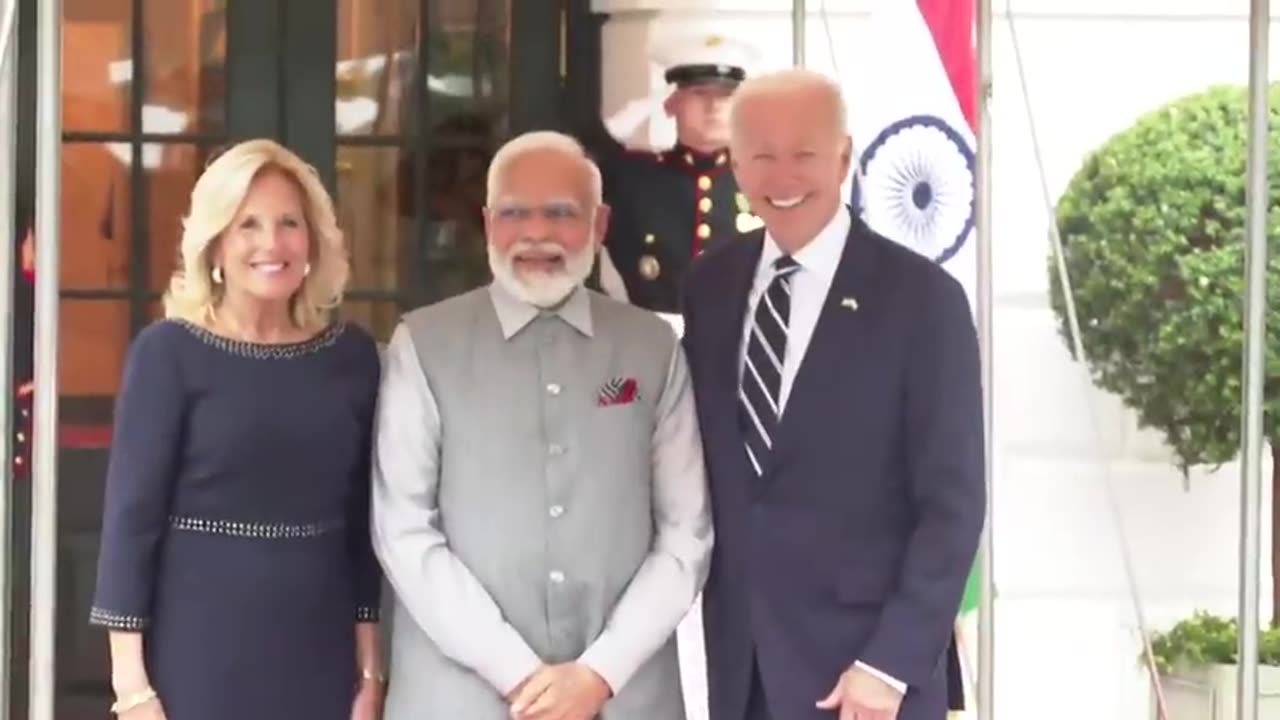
(840, 296), (859, 311)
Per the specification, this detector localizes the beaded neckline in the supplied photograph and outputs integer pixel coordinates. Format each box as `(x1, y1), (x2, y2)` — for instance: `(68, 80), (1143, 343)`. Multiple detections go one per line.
(171, 318), (345, 360)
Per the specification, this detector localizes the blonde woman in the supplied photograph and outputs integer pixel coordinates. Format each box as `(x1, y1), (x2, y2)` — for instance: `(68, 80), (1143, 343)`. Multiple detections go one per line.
(89, 139), (384, 720)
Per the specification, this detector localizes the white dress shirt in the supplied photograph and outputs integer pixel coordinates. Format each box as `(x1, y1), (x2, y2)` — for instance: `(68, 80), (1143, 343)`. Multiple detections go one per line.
(738, 205), (909, 694)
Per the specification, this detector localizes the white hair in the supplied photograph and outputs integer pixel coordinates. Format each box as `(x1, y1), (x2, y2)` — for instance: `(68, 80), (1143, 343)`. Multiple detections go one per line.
(729, 68), (849, 148)
(486, 130), (603, 207)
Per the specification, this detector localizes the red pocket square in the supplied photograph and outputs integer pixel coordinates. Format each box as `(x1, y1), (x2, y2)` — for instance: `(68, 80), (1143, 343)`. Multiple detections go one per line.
(598, 377), (639, 406)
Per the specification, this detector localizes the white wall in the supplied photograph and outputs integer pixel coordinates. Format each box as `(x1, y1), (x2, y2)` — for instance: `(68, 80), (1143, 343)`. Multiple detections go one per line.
(593, 1), (1280, 718)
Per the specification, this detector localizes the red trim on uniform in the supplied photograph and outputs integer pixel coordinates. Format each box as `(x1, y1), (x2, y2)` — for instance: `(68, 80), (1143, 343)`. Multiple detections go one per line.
(60, 423), (112, 448)
(682, 163), (731, 256)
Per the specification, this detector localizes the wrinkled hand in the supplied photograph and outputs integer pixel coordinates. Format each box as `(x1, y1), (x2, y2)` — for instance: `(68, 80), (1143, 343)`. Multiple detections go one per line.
(508, 663), (612, 720)
(350, 679), (384, 720)
(815, 665), (903, 720)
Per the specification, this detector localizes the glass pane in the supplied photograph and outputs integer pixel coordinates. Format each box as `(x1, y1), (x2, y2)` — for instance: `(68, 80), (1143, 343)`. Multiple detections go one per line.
(336, 145), (411, 292)
(335, 0), (419, 135)
(415, 113), (494, 301)
(341, 301), (401, 344)
(144, 0), (228, 135)
(425, 0), (511, 130)
(146, 143), (209, 292)
(63, 0), (132, 132)
(60, 300), (130, 399)
(61, 143), (132, 290)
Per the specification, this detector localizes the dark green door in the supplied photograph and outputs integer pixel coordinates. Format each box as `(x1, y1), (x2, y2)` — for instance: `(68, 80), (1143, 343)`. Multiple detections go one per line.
(9, 0), (595, 717)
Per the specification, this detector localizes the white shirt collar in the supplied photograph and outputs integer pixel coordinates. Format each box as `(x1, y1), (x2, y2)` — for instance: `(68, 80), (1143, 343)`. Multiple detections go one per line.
(757, 204), (851, 279)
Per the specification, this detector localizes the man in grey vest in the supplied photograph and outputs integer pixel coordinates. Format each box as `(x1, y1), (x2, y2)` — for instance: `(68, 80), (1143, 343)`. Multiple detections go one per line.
(371, 129), (713, 720)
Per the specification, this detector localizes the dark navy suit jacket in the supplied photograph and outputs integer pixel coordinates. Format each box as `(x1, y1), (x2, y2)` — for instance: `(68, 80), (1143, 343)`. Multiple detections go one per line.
(680, 216), (985, 720)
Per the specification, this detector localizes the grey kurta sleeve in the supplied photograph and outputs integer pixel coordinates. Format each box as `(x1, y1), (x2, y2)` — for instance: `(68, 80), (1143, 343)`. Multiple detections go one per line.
(370, 323), (543, 695)
(577, 340), (713, 691)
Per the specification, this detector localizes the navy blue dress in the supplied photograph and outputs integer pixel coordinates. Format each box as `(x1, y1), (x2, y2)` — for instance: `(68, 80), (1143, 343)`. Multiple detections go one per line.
(89, 318), (383, 719)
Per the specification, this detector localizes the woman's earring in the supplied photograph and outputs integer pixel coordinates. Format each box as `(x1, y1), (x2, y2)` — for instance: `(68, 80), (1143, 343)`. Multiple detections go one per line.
(211, 266), (223, 284)
(303, 262), (311, 277)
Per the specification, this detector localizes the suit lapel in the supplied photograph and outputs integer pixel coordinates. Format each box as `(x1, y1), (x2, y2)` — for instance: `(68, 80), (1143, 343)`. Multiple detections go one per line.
(701, 232), (763, 482)
(765, 220), (880, 476)
(705, 231), (762, 393)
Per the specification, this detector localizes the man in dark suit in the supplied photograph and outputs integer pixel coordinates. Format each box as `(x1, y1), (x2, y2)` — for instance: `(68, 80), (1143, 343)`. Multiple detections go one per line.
(680, 67), (985, 720)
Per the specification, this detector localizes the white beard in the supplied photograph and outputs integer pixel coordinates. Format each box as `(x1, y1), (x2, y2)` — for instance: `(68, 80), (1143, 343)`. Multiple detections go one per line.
(488, 237), (596, 308)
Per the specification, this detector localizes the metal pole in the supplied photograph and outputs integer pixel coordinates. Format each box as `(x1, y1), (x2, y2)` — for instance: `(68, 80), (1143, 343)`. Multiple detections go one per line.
(792, 0), (804, 66)
(975, 0), (994, 717)
(0, 1), (17, 717)
(1237, 0), (1268, 716)
(30, 0), (61, 717)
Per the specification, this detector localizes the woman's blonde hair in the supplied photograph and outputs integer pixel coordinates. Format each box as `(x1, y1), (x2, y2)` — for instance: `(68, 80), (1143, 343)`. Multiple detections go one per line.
(162, 138), (349, 331)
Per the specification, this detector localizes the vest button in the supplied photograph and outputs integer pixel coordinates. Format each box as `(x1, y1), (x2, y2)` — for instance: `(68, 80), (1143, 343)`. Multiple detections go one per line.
(549, 570), (565, 583)
(546, 383), (561, 395)
(548, 444), (564, 456)
(549, 505), (564, 518)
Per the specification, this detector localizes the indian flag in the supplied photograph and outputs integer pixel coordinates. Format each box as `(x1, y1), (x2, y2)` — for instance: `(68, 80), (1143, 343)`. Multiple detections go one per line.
(850, 0), (977, 299)
(848, 0), (980, 715)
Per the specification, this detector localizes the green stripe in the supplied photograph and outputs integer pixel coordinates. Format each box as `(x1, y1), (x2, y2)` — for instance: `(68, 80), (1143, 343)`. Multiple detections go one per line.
(959, 558), (981, 615)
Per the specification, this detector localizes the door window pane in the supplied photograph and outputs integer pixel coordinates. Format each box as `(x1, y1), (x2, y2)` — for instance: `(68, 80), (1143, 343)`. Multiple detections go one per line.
(426, 0), (511, 128)
(61, 143), (132, 290)
(147, 143), (213, 292)
(60, 300), (130, 399)
(342, 300), (402, 343)
(336, 0), (418, 136)
(144, 0), (228, 135)
(63, 0), (132, 133)
(336, 0), (512, 304)
(336, 146), (409, 292)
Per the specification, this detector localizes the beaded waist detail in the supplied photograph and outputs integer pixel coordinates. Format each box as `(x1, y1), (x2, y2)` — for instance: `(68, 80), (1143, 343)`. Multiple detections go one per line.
(168, 515), (345, 540)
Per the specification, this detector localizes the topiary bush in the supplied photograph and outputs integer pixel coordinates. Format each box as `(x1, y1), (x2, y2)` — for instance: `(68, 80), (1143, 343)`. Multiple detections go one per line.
(1050, 84), (1280, 624)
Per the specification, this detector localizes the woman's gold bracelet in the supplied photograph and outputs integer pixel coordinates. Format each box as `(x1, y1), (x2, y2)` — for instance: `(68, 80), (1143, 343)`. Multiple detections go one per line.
(110, 687), (157, 714)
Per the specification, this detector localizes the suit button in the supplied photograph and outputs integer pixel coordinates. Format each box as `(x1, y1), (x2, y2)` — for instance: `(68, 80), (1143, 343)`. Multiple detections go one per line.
(697, 223), (711, 239)
(549, 570), (565, 583)
(698, 197), (712, 212)
(698, 175), (712, 191)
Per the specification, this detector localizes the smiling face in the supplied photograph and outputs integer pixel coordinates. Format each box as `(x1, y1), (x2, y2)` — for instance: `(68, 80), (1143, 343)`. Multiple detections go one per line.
(730, 83), (852, 252)
(484, 147), (608, 307)
(210, 168), (311, 306)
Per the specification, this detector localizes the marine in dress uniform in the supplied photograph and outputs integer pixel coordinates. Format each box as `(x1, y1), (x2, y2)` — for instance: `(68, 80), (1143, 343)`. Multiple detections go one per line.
(584, 33), (765, 313)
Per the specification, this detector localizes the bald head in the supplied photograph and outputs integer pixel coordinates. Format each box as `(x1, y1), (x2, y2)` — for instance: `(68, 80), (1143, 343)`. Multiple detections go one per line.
(729, 68), (848, 152)
(726, 69), (853, 254)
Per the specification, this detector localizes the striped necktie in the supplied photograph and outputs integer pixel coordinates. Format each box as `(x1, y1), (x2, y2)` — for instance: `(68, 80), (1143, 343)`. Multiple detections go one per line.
(739, 255), (800, 476)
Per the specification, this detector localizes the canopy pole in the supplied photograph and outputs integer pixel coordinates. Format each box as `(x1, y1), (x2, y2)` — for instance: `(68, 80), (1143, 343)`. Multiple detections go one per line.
(1237, 0), (1268, 717)
(975, 0), (995, 717)
(30, 0), (62, 717)
(792, 0), (804, 66)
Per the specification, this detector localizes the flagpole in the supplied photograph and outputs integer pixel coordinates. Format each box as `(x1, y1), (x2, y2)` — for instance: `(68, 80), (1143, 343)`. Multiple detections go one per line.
(792, 0), (805, 66)
(1237, 0), (1268, 716)
(975, 0), (995, 716)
